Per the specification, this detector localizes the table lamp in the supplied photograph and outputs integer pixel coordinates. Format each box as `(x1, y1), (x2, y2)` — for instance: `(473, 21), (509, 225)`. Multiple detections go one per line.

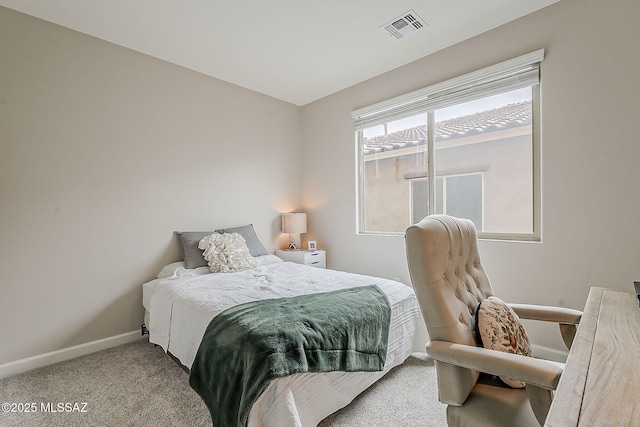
(282, 212), (307, 250)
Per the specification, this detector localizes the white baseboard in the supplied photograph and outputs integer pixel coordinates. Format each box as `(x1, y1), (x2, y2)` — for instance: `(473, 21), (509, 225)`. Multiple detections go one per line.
(532, 344), (568, 363)
(0, 330), (142, 379)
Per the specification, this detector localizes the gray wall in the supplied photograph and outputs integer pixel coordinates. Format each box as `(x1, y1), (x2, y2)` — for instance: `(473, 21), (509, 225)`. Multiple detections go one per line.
(0, 7), (302, 364)
(301, 0), (640, 351)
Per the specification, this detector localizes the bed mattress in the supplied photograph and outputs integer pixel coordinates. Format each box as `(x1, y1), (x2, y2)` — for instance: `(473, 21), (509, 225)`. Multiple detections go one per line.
(143, 255), (425, 427)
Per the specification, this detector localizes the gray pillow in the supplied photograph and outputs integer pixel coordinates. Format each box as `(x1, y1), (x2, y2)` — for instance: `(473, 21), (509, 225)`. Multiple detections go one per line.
(174, 231), (215, 269)
(214, 224), (269, 257)
(175, 224), (269, 269)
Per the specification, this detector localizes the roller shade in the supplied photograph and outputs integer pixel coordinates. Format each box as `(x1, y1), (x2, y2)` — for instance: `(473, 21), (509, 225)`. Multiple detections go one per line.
(352, 49), (544, 130)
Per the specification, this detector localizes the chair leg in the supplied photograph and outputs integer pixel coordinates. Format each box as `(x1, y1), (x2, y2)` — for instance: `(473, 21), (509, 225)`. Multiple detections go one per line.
(526, 384), (553, 426)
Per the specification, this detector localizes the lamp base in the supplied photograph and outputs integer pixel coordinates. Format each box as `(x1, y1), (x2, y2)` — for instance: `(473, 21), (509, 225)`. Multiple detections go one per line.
(288, 233), (301, 250)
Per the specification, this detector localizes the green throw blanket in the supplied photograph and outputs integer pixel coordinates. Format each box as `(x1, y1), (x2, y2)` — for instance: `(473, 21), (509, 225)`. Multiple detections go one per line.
(189, 285), (391, 427)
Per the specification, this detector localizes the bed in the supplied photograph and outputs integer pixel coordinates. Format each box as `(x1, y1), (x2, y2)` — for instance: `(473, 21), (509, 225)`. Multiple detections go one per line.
(142, 226), (425, 427)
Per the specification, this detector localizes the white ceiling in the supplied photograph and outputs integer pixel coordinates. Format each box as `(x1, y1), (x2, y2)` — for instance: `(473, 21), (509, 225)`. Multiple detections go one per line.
(0, 0), (559, 106)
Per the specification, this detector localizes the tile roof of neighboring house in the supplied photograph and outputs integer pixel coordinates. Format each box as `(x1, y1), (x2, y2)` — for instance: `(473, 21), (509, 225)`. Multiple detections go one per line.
(362, 101), (532, 155)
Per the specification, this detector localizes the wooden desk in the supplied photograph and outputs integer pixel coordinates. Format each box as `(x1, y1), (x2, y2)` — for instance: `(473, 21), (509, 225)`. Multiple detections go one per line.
(545, 287), (640, 427)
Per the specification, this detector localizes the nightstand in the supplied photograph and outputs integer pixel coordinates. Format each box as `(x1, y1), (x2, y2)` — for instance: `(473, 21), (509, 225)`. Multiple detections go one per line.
(275, 249), (326, 268)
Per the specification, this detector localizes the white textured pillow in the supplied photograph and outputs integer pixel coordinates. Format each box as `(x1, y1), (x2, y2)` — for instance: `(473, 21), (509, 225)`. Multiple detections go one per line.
(198, 233), (257, 273)
(475, 296), (532, 388)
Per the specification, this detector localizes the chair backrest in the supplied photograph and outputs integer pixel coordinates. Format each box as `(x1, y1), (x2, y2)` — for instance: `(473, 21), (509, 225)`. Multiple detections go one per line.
(405, 215), (494, 404)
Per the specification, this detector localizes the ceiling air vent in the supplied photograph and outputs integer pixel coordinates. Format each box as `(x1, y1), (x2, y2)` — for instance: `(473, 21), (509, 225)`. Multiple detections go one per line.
(380, 10), (427, 40)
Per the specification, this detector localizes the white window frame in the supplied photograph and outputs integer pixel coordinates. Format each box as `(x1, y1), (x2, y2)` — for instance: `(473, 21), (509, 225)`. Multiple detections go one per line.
(353, 50), (543, 241)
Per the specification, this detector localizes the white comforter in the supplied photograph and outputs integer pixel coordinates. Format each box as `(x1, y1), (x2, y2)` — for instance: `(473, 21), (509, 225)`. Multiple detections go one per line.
(143, 255), (425, 427)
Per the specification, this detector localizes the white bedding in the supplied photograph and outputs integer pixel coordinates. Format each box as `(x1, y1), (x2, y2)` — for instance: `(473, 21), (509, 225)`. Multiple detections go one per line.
(143, 255), (425, 427)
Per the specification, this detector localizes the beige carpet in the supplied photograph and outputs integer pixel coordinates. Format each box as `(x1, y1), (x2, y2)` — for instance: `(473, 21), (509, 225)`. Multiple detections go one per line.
(0, 339), (446, 426)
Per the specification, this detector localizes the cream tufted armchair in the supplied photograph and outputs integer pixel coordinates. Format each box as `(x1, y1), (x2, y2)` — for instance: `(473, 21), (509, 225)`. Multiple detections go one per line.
(405, 215), (582, 426)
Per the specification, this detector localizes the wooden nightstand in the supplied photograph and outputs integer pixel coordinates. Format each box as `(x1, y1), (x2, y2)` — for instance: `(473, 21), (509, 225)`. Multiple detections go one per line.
(275, 249), (326, 268)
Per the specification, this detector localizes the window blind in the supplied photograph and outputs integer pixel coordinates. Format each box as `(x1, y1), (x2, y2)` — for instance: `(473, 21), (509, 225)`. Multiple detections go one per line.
(352, 49), (544, 130)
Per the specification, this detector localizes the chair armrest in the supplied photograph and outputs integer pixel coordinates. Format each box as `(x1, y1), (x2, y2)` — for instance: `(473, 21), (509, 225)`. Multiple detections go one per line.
(426, 340), (563, 390)
(508, 303), (582, 324)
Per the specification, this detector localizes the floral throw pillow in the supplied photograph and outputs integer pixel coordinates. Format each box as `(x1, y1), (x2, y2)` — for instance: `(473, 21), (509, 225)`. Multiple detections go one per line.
(198, 233), (257, 273)
(475, 296), (532, 388)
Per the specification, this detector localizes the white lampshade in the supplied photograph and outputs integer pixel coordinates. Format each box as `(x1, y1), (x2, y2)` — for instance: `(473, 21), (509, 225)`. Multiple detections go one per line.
(281, 213), (307, 234)
(282, 213), (307, 250)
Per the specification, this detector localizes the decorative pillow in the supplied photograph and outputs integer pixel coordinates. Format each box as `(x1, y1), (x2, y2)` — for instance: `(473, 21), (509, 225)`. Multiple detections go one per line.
(175, 231), (215, 269)
(475, 296), (532, 388)
(198, 233), (257, 273)
(214, 224), (269, 257)
(175, 224), (268, 269)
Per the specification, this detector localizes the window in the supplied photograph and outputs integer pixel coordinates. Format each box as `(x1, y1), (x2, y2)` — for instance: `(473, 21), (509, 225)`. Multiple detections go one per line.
(353, 50), (542, 240)
(410, 174), (483, 227)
